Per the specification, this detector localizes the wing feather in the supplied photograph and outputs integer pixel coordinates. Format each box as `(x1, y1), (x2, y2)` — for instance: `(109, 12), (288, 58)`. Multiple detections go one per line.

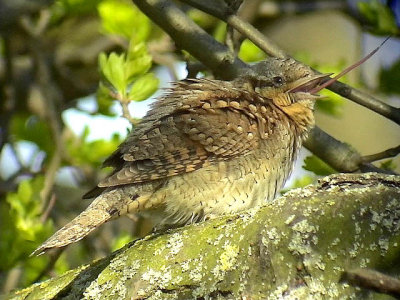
(97, 79), (271, 188)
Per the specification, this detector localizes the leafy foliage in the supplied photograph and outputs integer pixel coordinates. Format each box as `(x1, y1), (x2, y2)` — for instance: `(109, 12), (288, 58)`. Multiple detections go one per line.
(66, 126), (123, 168)
(280, 175), (315, 194)
(0, 177), (53, 271)
(239, 39), (266, 63)
(303, 155), (337, 176)
(98, 0), (151, 40)
(380, 159), (397, 171)
(358, 0), (399, 35)
(380, 57), (400, 94)
(97, 0), (159, 108)
(11, 115), (54, 156)
(98, 42), (158, 102)
(111, 231), (134, 252)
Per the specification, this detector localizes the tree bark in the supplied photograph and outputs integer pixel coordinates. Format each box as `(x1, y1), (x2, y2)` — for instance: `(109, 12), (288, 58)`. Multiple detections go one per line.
(5, 173), (400, 299)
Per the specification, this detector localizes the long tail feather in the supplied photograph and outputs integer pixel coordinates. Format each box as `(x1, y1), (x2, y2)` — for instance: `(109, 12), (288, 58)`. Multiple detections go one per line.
(31, 189), (135, 256)
(31, 200), (113, 256)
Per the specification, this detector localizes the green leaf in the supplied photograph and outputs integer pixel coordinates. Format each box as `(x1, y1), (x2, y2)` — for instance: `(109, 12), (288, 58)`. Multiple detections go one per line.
(358, 0), (398, 35)
(188, 8), (217, 29)
(111, 231), (133, 251)
(380, 58), (400, 94)
(239, 39), (266, 63)
(98, 40), (155, 96)
(96, 82), (117, 116)
(128, 73), (159, 101)
(280, 175), (315, 194)
(315, 90), (344, 117)
(127, 41), (148, 61)
(380, 159), (397, 171)
(98, 0), (150, 41)
(213, 21), (227, 43)
(0, 176), (54, 271)
(50, 0), (102, 22)
(10, 114), (54, 155)
(66, 129), (123, 168)
(125, 54), (152, 83)
(98, 38), (157, 108)
(303, 155), (336, 176)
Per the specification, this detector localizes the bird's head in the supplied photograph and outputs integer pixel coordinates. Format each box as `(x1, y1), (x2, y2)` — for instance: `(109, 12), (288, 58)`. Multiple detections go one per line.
(236, 58), (331, 132)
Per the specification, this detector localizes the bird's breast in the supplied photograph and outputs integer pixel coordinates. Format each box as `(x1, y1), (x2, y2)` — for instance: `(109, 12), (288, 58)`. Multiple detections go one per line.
(151, 121), (303, 225)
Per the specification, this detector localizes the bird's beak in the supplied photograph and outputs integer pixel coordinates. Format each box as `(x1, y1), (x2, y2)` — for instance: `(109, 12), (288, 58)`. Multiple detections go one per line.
(288, 73), (333, 96)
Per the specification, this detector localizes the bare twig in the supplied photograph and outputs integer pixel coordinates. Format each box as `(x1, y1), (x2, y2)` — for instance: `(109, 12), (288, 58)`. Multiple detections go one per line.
(362, 145), (400, 163)
(2, 267), (22, 294)
(110, 91), (141, 125)
(21, 15), (65, 209)
(186, 62), (206, 78)
(120, 101), (140, 126)
(40, 193), (57, 223)
(328, 80), (400, 125)
(341, 268), (400, 298)
(178, 0), (400, 126)
(179, 0), (286, 58)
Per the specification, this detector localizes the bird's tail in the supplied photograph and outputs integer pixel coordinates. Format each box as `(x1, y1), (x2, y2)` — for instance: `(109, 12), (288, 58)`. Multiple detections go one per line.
(31, 189), (140, 256)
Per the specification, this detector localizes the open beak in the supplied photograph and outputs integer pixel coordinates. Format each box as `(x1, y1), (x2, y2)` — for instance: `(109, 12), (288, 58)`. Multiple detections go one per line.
(288, 73), (332, 96)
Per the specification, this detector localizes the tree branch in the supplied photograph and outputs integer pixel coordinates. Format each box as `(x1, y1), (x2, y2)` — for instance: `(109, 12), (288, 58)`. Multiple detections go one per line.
(21, 15), (65, 207)
(179, 0), (286, 58)
(362, 144), (400, 163)
(341, 268), (400, 298)
(6, 173), (400, 299)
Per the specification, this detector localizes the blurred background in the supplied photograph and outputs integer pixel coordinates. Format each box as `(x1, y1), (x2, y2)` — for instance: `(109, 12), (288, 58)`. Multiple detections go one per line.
(0, 0), (399, 293)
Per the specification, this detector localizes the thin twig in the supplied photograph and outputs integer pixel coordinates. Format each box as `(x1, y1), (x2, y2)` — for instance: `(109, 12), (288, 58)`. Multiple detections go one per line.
(362, 145), (400, 163)
(120, 101), (140, 126)
(21, 15), (65, 210)
(110, 91), (141, 125)
(40, 193), (57, 223)
(341, 268), (400, 298)
(2, 267), (22, 294)
(179, 0), (286, 58)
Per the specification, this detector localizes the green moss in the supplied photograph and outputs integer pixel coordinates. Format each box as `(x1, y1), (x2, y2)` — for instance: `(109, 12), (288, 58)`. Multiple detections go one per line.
(5, 173), (400, 299)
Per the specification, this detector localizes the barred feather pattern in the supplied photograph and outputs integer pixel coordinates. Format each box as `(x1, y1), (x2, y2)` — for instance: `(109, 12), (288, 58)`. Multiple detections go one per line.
(33, 58), (319, 255)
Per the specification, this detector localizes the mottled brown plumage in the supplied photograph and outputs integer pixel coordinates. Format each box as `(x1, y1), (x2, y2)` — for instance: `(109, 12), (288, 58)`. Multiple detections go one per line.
(32, 58), (329, 256)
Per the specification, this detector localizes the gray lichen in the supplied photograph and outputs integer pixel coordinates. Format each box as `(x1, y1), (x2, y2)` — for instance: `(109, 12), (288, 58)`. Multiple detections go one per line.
(5, 173), (400, 300)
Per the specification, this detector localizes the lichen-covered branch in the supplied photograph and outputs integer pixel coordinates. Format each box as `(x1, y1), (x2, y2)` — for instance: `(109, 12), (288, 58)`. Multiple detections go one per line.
(6, 173), (400, 299)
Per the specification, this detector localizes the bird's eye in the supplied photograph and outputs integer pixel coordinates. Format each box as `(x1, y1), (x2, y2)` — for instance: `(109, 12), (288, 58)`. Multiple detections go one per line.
(272, 76), (283, 86)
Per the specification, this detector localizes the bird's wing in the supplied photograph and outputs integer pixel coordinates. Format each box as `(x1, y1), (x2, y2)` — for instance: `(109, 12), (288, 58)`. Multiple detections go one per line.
(96, 79), (270, 188)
